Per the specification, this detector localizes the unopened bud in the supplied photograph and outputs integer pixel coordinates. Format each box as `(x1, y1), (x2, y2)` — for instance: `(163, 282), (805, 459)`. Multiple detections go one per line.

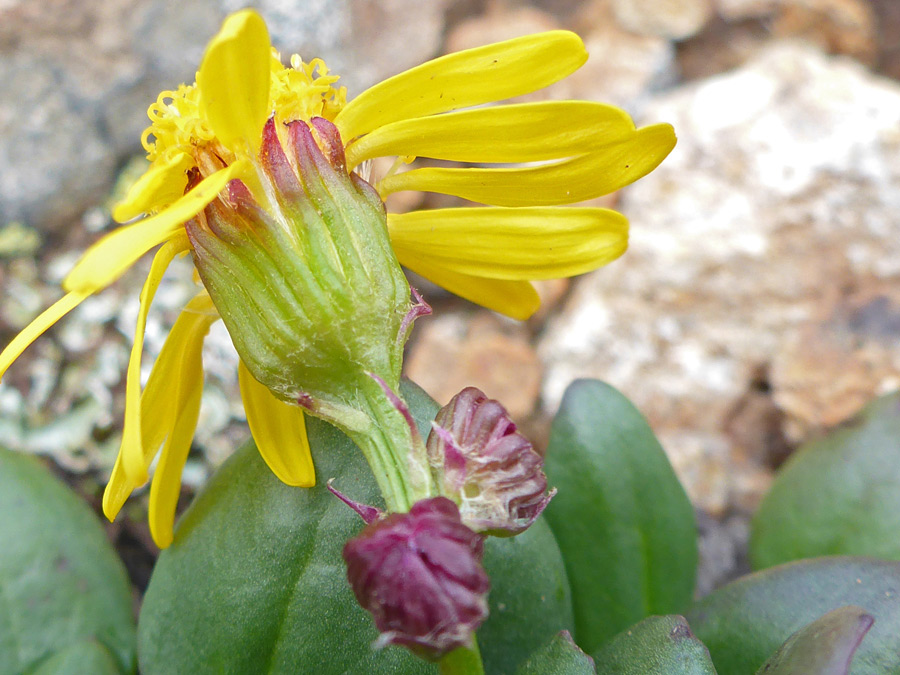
(426, 387), (554, 535)
(342, 497), (489, 659)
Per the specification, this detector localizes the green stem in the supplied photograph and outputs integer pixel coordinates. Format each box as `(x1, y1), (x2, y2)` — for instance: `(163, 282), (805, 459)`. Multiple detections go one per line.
(438, 638), (485, 675)
(343, 373), (433, 512)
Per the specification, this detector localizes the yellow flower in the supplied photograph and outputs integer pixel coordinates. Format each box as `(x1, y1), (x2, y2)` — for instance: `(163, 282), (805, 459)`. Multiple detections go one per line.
(0, 10), (674, 547)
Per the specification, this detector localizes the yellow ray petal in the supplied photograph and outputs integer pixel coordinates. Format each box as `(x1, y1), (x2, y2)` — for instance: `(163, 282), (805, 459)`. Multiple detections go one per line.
(119, 233), (191, 485)
(380, 123), (676, 207)
(197, 9), (271, 155)
(113, 152), (194, 223)
(0, 290), (91, 381)
(389, 207), (628, 281)
(399, 253), (540, 320)
(238, 360), (315, 487)
(64, 161), (248, 293)
(335, 31), (587, 143)
(102, 293), (217, 519)
(102, 452), (131, 523)
(148, 382), (203, 548)
(346, 101), (635, 169)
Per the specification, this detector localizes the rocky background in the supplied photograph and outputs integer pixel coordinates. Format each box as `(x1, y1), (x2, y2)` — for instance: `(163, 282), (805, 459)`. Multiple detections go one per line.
(2, 0), (899, 595)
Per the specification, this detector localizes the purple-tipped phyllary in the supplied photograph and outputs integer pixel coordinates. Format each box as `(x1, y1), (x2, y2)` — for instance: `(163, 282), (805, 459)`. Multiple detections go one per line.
(342, 497), (489, 659)
(426, 387), (555, 536)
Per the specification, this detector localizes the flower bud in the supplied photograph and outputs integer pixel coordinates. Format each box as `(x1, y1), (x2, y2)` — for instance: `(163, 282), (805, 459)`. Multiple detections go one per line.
(426, 387), (554, 535)
(186, 116), (411, 412)
(342, 497), (489, 659)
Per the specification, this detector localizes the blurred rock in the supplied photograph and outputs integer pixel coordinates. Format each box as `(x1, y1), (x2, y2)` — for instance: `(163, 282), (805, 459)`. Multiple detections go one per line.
(540, 42), (900, 512)
(715, 0), (775, 20)
(568, 0), (677, 113)
(870, 0), (900, 81)
(771, 0), (877, 65)
(712, 0), (877, 64)
(405, 312), (542, 420)
(0, 0), (446, 232)
(677, 16), (774, 81)
(445, 4), (560, 54)
(611, 0), (714, 40)
(696, 510), (751, 596)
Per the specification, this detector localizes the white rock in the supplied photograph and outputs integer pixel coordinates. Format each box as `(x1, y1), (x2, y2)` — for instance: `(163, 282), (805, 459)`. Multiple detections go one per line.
(540, 42), (900, 511)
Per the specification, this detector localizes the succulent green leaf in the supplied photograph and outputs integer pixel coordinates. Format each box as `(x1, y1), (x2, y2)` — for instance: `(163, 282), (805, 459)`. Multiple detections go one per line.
(516, 631), (595, 674)
(592, 615), (717, 674)
(478, 518), (574, 674)
(543, 379), (698, 653)
(685, 557), (900, 674)
(754, 606), (873, 675)
(0, 448), (136, 674)
(751, 392), (900, 569)
(29, 640), (121, 675)
(138, 381), (573, 673)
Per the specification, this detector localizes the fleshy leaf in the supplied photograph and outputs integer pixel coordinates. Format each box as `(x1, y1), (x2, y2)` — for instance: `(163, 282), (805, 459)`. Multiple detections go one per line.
(751, 391), (900, 569)
(335, 31), (587, 143)
(755, 606), (873, 675)
(543, 379), (698, 653)
(685, 557), (900, 674)
(592, 616), (717, 674)
(389, 207), (627, 281)
(0, 448), (135, 674)
(517, 632), (595, 675)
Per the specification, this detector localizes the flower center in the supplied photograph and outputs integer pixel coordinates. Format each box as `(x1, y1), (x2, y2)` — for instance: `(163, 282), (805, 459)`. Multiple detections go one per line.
(141, 50), (347, 168)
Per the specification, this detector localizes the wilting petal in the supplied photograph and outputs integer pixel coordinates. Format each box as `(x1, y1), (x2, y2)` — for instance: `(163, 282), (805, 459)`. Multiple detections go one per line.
(379, 123), (676, 206)
(389, 207), (627, 280)
(148, 381), (203, 548)
(0, 290), (90, 380)
(118, 234), (190, 485)
(113, 152), (194, 223)
(197, 8), (271, 154)
(102, 293), (217, 521)
(64, 161), (248, 293)
(345, 101), (635, 169)
(397, 253), (540, 320)
(237, 360), (315, 487)
(335, 31), (587, 143)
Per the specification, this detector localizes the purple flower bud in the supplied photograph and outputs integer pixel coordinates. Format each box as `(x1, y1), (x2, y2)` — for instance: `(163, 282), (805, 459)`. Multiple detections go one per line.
(427, 387), (555, 535)
(342, 497), (489, 659)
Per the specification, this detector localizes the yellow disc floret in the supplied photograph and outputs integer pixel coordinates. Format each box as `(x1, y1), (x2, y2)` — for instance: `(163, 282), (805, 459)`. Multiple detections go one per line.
(141, 49), (347, 164)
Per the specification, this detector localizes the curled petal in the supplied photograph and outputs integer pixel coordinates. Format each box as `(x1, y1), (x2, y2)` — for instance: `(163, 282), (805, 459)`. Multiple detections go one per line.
(335, 31), (587, 143)
(379, 123), (676, 206)
(346, 101), (635, 169)
(64, 161), (249, 293)
(113, 152), (194, 223)
(238, 360), (315, 487)
(102, 293), (218, 523)
(396, 252), (540, 320)
(118, 234), (190, 485)
(0, 291), (90, 381)
(389, 207), (627, 281)
(197, 9), (271, 154)
(148, 380), (203, 548)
